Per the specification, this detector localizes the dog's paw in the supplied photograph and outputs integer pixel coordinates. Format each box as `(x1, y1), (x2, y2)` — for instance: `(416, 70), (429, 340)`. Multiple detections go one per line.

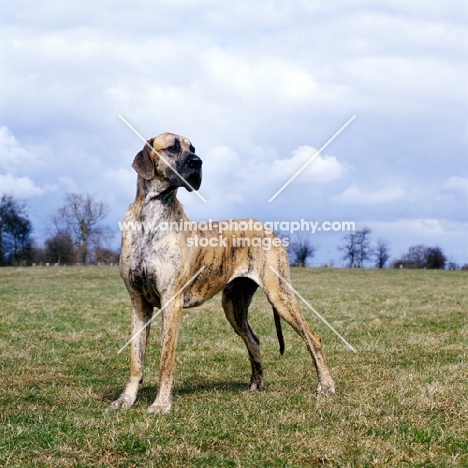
(109, 394), (135, 409)
(315, 380), (336, 395)
(148, 402), (172, 414)
(248, 380), (265, 392)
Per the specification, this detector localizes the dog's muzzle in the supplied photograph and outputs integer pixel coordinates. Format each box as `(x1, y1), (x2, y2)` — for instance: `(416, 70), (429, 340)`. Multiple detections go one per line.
(181, 154), (202, 191)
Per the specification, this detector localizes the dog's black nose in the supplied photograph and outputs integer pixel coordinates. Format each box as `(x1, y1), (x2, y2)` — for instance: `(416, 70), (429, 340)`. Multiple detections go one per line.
(187, 154), (202, 170)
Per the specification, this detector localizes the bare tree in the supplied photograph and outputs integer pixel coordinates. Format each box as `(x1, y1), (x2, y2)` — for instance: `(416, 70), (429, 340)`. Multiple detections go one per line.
(55, 193), (110, 264)
(338, 227), (372, 268)
(404, 244), (427, 268)
(337, 231), (357, 268)
(355, 227), (372, 268)
(288, 235), (317, 267)
(374, 237), (390, 269)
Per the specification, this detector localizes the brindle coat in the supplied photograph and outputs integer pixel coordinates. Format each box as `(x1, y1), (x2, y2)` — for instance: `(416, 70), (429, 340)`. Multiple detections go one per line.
(110, 132), (335, 413)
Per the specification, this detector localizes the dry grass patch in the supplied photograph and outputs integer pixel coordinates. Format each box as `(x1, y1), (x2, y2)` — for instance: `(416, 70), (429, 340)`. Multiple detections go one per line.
(0, 266), (466, 467)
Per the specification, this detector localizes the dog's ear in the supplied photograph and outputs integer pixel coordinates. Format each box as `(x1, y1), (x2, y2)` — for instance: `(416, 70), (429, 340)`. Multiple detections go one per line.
(132, 139), (155, 180)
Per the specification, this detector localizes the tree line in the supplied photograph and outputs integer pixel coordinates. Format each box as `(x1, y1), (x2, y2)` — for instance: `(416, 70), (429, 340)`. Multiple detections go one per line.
(0, 193), (118, 266)
(287, 227), (463, 270)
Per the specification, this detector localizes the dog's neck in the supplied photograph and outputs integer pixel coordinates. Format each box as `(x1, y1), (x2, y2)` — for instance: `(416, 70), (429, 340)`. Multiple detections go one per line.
(135, 173), (171, 203)
(134, 175), (186, 223)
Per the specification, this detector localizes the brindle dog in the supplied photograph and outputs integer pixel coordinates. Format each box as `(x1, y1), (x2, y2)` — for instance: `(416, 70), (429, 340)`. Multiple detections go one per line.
(111, 132), (335, 413)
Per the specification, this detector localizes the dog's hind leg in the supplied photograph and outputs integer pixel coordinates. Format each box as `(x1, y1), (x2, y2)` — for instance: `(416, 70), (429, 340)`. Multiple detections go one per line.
(110, 295), (153, 409)
(222, 278), (264, 391)
(262, 270), (335, 395)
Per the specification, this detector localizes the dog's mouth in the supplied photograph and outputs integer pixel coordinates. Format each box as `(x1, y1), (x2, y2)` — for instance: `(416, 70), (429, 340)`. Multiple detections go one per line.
(183, 170), (202, 192)
(180, 154), (202, 191)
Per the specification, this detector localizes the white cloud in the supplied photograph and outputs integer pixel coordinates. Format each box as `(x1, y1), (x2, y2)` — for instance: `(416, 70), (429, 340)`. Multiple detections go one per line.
(243, 146), (346, 187)
(363, 219), (441, 244)
(0, 173), (45, 197)
(283, 146), (346, 182)
(0, 126), (35, 172)
(393, 218), (446, 235)
(204, 146), (243, 175)
(194, 144), (346, 202)
(190, 145), (244, 204)
(103, 167), (136, 202)
(334, 185), (407, 205)
(202, 48), (317, 105)
(0, 126), (53, 198)
(57, 176), (78, 191)
(442, 177), (468, 195)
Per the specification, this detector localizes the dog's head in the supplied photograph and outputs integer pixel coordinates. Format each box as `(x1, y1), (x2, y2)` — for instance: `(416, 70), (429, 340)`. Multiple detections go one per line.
(132, 132), (202, 194)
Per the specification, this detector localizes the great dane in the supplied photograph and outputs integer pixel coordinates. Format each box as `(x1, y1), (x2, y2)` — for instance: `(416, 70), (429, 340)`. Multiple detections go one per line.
(111, 132), (335, 413)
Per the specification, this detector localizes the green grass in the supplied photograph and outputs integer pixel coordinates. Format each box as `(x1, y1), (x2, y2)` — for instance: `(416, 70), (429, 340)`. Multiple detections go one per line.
(0, 266), (467, 467)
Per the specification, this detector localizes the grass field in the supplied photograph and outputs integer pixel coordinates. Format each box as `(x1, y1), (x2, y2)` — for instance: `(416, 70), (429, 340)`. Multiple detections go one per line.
(0, 266), (466, 467)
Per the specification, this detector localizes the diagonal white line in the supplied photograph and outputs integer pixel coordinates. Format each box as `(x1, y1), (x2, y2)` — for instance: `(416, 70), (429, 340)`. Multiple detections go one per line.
(268, 115), (356, 202)
(117, 266), (206, 354)
(118, 114), (207, 203)
(269, 266), (357, 353)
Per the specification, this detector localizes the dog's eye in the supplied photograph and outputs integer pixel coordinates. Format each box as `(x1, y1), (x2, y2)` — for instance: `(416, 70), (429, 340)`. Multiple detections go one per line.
(189, 145), (196, 153)
(167, 140), (181, 154)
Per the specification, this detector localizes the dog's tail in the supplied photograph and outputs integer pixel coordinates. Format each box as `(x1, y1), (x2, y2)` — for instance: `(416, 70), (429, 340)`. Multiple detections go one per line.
(273, 307), (285, 355)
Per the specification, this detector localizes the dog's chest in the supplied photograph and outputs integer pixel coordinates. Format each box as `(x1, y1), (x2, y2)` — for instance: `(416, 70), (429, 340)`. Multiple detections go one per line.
(124, 230), (183, 306)
(126, 259), (161, 307)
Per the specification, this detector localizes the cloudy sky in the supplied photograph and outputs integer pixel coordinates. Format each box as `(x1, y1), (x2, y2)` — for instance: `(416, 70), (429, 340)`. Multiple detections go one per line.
(1, 0), (467, 266)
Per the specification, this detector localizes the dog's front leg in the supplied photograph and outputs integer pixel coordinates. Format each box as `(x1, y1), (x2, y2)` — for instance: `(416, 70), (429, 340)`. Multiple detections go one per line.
(148, 298), (183, 414)
(110, 295), (153, 409)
